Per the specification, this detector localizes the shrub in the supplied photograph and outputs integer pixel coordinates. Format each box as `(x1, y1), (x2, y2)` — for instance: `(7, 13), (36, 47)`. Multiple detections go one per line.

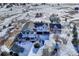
(34, 43), (40, 48)
(72, 39), (79, 45)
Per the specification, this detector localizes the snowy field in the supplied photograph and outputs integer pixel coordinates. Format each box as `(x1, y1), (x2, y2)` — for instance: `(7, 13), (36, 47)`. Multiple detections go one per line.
(0, 3), (79, 56)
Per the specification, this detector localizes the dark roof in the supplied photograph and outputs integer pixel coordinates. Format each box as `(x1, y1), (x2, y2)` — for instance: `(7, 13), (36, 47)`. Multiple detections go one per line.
(34, 22), (44, 27)
(34, 22), (48, 28)
(50, 23), (62, 29)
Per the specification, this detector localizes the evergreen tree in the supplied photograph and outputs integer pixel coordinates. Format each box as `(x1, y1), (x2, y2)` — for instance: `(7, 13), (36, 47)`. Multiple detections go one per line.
(72, 24), (79, 53)
(72, 25), (79, 45)
(34, 43), (40, 48)
(72, 24), (78, 40)
(49, 14), (60, 23)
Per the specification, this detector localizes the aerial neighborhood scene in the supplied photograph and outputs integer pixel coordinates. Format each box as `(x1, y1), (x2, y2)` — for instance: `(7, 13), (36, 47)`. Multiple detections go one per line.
(0, 3), (79, 56)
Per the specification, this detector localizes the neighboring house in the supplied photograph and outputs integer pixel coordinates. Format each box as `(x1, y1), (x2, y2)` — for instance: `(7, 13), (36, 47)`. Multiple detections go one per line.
(34, 22), (49, 32)
(10, 41), (33, 56)
(17, 29), (37, 42)
(34, 22), (49, 45)
(10, 43), (24, 54)
(50, 23), (62, 33)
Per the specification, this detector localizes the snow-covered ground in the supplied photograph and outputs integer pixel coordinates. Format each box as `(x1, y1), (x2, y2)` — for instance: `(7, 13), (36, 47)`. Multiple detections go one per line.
(0, 3), (79, 56)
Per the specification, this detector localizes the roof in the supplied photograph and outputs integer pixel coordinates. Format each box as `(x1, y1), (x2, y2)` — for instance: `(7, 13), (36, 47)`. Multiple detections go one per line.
(18, 30), (36, 39)
(34, 22), (44, 27)
(17, 41), (33, 56)
(10, 43), (24, 53)
(34, 22), (48, 32)
(50, 23), (62, 29)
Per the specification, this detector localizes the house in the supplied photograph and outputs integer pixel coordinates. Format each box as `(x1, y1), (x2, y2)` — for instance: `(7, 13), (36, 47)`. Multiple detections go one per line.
(34, 22), (49, 32)
(34, 22), (44, 28)
(17, 29), (37, 42)
(34, 22), (49, 44)
(10, 43), (24, 54)
(10, 41), (33, 56)
(50, 23), (62, 33)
